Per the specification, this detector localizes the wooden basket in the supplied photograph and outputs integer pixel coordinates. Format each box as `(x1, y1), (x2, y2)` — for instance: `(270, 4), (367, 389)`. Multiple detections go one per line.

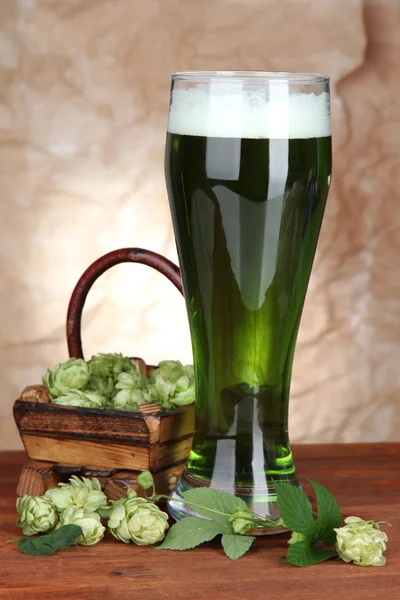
(13, 248), (194, 500)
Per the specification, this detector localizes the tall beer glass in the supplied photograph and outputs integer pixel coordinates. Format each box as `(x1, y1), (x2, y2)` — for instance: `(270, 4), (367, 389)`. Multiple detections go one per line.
(165, 71), (331, 531)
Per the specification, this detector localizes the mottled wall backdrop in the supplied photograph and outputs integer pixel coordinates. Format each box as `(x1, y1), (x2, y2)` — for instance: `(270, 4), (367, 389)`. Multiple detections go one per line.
(1, 0), (399, 449)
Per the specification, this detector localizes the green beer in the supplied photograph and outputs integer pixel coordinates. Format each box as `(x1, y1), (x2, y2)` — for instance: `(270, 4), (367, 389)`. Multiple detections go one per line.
(165, 73), (331, 525)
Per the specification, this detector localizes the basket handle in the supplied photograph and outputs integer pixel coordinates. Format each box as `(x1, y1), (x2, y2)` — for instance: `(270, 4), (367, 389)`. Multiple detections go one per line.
(66, 248), (183, 359)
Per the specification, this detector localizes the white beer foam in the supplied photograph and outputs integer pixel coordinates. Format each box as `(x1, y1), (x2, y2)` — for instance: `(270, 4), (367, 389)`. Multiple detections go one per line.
(168, 85), (331, 139)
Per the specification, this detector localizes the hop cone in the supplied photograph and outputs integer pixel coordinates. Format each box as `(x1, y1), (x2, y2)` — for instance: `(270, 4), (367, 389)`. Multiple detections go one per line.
(43, 358), (90, 399)
(112, 371), (151, 412)
(108, 493), (169, 545)
(45, 476), (109, 515)
(334, 516), (388, 567)
(228, 507), (256, 535)
(52, 389), (106, 409)
(16, 495), (58, 536)
(59, 506), (105, 546)
(148, 361), (195, 409)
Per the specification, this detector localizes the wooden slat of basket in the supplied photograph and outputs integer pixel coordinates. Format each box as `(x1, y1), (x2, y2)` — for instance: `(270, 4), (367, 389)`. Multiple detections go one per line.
(137, 403), (162, 415)
(20, 385), (50, 404)
(20, 433), (193, 472)
(14, 400), (194, 446)
(15, 402), (155, 444)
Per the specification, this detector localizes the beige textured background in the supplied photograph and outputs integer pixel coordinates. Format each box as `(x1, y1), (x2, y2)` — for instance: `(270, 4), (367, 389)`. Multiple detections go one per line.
(1, 0), (399, 449)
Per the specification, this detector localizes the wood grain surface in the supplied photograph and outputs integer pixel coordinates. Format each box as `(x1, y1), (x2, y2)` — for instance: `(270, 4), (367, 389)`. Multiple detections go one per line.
(19, 432), (194, 472)
(1, 445), (399, 600)
(14, 399), (195, 471)
(14, 400), (195, 446)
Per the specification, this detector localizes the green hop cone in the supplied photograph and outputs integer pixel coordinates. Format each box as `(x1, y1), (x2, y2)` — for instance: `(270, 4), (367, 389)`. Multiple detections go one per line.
(112, 371), (151, 412)
(89, 353), (134, 383)
(45, 476), (109, 515)
(86, 374), (115, 402)
(51, 389), (107, 409)
(147, 373), (174, 409)
(287, 531), (306, 545)
(137, 471), (154, 491)
(148, 361), (195, 409)
(16, 495), (58, 536)
(86, 353), (135, 401)
(43, 358), (90, 399)
(108, 493), (169, 545)
(228, 507), (256, 535)
(65, 475), (103, 491)
(44, 487), (74, 511)
(58, 506), (105, 546)
(334, 516), (389, 567)
(173, 386), (195, 407)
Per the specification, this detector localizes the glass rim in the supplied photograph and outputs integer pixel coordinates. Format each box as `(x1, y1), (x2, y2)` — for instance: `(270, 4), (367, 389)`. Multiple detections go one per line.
(172, 70), (329, 85)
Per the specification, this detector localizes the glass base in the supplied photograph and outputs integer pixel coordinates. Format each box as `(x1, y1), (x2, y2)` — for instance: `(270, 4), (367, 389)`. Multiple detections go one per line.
(167, 469), (299, 536)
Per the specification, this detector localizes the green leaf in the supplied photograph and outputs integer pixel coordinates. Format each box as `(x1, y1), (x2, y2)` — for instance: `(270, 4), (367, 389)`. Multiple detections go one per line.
(18, 537), (54, 556)
(274, 482), (316, 536)
(182, 488), (247, 527)
(18, 525), (83, 556)
(157, 516), (228, 551)
(221, 534), (255, 560)
(309, 480), (342, 545)
(286, 539), (338, 567)
(276, 480), (343, 567)
(39, 525), (83, 549)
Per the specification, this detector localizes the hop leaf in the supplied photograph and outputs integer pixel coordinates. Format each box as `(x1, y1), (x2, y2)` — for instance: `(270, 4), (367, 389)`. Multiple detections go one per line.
(182, 488), (247, 529)
(221, 533), (256, 560)
(43, 358), (90, 399)
(276, 480), (342, 567)
(157, 516), (226, 551)
(108, 496), (169, 545)
(334, 517), (389, 567)
(18, 524), (83, 556)
(16, 495), (58, 536)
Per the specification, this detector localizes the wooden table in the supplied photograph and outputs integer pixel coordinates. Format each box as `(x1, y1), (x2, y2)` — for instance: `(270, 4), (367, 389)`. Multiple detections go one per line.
(1, 445), (399, 600)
